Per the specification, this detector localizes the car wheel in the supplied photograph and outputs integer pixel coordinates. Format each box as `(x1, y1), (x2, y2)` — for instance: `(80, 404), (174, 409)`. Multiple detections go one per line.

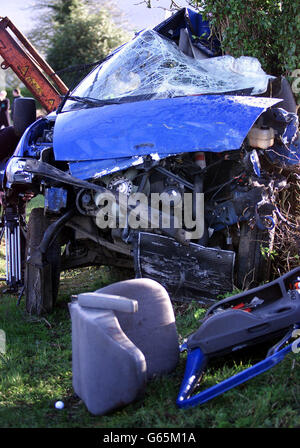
(236, 221), (274, 290)
(25, 208), (61, 315)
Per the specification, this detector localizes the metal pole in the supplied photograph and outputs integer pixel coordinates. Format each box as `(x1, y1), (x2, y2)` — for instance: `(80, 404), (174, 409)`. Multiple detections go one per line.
(17, 222), (21, 282)
(5, 225), (9, 283)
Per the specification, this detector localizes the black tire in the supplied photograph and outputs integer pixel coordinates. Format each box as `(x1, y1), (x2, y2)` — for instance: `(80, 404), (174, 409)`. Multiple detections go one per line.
(25, 208), (61, 315)
(236, 221), (274, 290)
(13, 98), (36, 137)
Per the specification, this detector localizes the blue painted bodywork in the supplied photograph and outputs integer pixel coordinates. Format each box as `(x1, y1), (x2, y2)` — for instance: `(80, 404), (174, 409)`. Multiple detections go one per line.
(177, 341), (296, 409)
(266, 138), (300, 167)
(45, 187), (68, 213)
(154, 7), (211, 38)
(53, 95), (280, 169)
(154, 7), (220, 57)
(14, 93), (287, 181)
(11, 7), (297, 181)
(14, 118), (48, 157)
(68, 156), (146, 180)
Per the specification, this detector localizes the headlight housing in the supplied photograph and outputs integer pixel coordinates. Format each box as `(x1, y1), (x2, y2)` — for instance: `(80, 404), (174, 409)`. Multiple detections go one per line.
(5, 157), (33, 187)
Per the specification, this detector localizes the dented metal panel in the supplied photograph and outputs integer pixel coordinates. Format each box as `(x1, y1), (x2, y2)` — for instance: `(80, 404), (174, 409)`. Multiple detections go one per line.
(134, 232), (235, 304)
(53, 95), (281, 162)
(69, 156), (144, 180)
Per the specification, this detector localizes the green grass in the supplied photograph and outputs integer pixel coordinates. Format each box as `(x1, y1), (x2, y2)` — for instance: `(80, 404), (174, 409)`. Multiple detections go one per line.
(0, 199), (299, 428)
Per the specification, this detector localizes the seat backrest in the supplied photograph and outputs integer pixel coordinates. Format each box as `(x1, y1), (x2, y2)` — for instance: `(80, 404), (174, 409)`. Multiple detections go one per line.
(69, 278), (179, 415)
(95, 278), (180, 379)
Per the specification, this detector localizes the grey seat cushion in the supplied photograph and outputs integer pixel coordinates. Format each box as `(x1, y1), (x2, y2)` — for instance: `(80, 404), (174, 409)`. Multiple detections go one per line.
(96, 278), (179, 378)
(69, 304), (147, 415)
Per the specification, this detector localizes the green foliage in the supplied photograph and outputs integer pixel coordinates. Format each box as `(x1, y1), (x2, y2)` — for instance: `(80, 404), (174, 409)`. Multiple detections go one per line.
(190, 0), (300, 77)
(260, 245), (278, 262)
(47, 0), (83, 24)
(0, 227), (299, 428)
(28, 0), (130, 88)
(0, 270), (300, 428)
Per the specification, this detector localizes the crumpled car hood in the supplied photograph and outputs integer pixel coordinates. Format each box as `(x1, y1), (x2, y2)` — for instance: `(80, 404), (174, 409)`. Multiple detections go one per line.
(53, 95), (280, 163)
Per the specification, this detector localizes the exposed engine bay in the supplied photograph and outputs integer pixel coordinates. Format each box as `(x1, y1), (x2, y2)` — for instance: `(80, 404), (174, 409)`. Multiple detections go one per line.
(3, 8), (299, 311)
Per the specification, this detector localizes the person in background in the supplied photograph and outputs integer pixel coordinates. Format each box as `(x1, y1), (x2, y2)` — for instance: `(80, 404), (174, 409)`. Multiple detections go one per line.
(0, 90), (10, 128)
(10, 87), (22, 122)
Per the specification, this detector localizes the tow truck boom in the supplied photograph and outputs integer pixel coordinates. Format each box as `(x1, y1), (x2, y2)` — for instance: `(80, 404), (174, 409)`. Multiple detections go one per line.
(0, 16), (68, 112)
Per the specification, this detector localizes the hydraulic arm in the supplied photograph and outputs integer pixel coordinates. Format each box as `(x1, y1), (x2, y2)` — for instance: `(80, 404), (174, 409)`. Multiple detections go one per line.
(0, 16), (68, 112)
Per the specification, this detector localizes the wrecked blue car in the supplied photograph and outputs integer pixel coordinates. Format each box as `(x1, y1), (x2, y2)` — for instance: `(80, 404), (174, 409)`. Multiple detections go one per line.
(3, 8), (299, 314)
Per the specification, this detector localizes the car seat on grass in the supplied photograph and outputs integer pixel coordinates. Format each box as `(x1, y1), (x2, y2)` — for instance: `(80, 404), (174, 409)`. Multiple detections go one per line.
(69, 278), (179, 415)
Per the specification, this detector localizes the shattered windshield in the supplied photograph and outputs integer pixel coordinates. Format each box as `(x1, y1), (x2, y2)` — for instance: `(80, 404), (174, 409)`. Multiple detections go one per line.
(63, 29), (272, 111)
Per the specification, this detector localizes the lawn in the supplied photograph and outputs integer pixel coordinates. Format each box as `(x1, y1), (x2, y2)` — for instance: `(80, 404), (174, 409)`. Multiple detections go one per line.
(0, 197), (299, 428)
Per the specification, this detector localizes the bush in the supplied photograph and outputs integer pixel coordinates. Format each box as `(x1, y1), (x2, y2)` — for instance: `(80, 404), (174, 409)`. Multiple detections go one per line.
(191, 0), (299, 77)
(45, 1), (130, 89)
(190, 0), (300, 277)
